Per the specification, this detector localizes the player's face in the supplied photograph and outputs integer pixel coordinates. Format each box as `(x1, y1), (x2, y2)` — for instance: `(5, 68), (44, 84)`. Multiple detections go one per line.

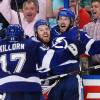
(57, 16), (71, 32)
(37, 25), (51, 44)
(23, 2), (38, 23)
(91, 1), (100, 19)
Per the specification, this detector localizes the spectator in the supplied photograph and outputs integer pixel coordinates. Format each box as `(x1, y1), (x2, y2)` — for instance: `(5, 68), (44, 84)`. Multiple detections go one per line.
(83, 0), (100, 74)
(0, 0), (53, 37)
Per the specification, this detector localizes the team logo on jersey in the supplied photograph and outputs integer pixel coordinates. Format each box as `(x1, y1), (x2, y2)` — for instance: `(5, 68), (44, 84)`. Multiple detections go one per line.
(52, 37), (68, 49)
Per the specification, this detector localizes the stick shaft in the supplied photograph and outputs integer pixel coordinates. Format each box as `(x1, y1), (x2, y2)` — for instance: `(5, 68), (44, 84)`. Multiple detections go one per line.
(41, 65), (100, 81)
(15, 0), (22, 27)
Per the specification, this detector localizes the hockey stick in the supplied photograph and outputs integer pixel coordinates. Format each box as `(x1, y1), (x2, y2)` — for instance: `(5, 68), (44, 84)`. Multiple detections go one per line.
(41, 65), (100, 82)
(75, 0), (80, 40)
(15, 0), (22, 27)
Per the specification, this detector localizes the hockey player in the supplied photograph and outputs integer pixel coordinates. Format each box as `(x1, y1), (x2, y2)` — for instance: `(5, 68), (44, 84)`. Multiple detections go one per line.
(49, 8), (100, 100)
(0, 24), (47, 100)
(34, 9), (100, 100)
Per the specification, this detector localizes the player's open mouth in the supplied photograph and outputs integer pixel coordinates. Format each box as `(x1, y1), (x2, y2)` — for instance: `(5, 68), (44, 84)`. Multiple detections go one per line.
(44, 35), (48, 37)
(61, 25), (66, 28)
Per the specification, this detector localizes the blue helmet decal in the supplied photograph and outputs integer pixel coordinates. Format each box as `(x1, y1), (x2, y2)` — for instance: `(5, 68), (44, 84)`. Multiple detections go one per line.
(34, 19), (49, 32)
(57, 8), (75, 20)
(6, 24), (24, 41)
